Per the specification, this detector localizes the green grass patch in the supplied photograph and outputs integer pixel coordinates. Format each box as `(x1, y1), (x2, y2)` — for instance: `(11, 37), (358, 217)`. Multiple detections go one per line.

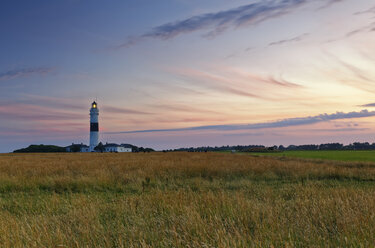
(250, 150), (375, 162)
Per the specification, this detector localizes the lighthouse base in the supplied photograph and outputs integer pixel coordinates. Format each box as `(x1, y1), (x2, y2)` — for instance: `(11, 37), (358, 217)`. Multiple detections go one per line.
(90, 131), (99, 152)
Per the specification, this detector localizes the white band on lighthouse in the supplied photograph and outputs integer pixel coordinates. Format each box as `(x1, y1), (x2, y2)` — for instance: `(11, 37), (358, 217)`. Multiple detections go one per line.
(89, 101), (99, 152)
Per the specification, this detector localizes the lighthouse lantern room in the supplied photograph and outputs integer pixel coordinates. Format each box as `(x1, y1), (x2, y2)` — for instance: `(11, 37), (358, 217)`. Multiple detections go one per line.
(89, 101), (99, 152)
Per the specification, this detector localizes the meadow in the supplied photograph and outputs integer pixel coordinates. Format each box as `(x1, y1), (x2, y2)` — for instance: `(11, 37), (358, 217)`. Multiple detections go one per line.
(251, 150), (375, 162)
(0, 152), (375, 247)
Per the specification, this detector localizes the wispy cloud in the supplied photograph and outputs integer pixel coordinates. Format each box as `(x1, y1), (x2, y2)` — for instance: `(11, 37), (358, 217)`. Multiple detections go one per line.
(117, 0), (339, 48)
(324, 18), (375, 43)
(359, 103), (375, 107)
(0, 104), (84, 121)
(309, 127), (369, 132)
(268, 33), (309, 46)
(0, 95), (158, 139)
(171, 66), (303, 100)
(18, 94), (86, 110)
(354, 6), (375, 15)
(105, 109), (375, 134)
(2, 95), (153, 117)
(102, 106), (152, 115)
(337, 60), (373, 83)
(316, 0), (344, 10)
(323, 52), (375, 93)
(173, 68), (265, 99)
(149, 104), (221, 115)
(345, 21), (375, 38)
(0, 67), (54, 82)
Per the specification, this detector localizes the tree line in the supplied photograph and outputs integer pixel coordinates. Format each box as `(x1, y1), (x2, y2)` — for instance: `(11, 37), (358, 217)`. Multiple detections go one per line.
(13, 144), (155, 153)
(171, 142), (375, 152)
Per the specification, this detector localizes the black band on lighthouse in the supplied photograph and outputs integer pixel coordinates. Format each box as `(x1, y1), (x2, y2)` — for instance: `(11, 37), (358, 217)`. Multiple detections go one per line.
(90, 123), (99, 132)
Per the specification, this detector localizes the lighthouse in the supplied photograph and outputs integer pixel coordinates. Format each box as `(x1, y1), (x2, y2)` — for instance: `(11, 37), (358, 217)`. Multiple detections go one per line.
(89, 101), (99, 152)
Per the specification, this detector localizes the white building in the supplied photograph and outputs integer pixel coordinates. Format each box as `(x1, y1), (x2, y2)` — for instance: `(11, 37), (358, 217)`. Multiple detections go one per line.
(66, 143), (132, 153)
(104, 143), (132, 153)
(66, 144), (90, 152)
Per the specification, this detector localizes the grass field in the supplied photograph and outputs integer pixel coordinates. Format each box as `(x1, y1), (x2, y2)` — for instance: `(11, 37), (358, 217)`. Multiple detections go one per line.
(1, 152), (375, 247)
(251, 150), (375, 162)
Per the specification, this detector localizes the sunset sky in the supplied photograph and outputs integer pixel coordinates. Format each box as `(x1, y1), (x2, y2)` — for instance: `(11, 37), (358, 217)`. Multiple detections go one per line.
(2, 0), (375, 152)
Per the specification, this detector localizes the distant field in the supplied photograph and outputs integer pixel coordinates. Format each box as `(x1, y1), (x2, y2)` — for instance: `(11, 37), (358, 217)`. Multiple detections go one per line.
(1, 152), (375, 247)
(250, 150), (375, 162)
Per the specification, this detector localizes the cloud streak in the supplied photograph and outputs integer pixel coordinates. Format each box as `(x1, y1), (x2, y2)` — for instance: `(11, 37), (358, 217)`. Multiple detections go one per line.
(268, 33), (309, 46)
(308, 128), (369, 132)
(0, 104), (84, 121)
(171, 66), (303, 100)
(323, 52), (375, 93)
(105, 110), (375, 134)
(102, 106), (153, 115)
(354, 6), (375, 15)
(359, 103), (375, 107)
(345, 21), (375, 38)
(316, 0), (344, 10)
(0, 67), (54, 82)
(118, 0), (342, 48)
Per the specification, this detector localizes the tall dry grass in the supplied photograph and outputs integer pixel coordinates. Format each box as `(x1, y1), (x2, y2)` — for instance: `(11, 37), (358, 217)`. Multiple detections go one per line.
(0, 152), (375, 247)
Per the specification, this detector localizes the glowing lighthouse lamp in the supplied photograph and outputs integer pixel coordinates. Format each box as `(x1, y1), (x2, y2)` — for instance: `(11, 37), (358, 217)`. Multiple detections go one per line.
(89, 101), (99, 152)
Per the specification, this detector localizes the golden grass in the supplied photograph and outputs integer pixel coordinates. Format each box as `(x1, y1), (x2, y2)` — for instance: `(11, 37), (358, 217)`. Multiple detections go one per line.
(0, 152), (375, 247)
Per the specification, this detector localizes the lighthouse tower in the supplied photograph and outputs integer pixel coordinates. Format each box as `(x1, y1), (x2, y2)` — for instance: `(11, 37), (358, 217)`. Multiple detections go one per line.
(89, 101), (99, 152)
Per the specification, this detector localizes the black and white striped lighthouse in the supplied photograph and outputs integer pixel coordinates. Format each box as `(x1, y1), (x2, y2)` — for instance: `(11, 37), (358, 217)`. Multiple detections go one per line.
(89, 101), (99, 152)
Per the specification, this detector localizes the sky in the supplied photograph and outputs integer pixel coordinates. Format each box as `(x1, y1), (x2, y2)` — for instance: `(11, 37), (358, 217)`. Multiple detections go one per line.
(1, 0), (375, 152)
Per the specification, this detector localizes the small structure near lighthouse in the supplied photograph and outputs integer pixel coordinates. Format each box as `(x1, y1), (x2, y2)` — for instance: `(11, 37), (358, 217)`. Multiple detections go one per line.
(89, 101), (99, 152)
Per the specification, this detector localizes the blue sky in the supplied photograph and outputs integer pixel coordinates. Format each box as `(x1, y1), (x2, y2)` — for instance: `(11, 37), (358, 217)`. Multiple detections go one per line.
(1, 0), (375, 152)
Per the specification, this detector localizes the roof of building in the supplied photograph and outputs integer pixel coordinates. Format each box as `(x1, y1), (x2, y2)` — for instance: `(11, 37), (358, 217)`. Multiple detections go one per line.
(121, 144), (133, 148)
(104, 143), (122, 148)
(66, 143), (89, 148)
